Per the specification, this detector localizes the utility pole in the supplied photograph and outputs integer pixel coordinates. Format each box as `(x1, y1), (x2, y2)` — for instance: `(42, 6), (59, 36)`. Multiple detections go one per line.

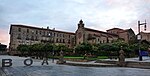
(137, 20), (147, 61)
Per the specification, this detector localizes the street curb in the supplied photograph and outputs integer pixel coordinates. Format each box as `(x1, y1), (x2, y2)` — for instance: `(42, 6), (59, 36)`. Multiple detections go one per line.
(62, 62), (118, 67)
(95, 60), (150, 69)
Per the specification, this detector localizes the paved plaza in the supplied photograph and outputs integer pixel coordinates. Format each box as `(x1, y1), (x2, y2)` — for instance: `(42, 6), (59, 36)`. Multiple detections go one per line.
(103, 56), (150, 62)
(0, 55), (150, 76)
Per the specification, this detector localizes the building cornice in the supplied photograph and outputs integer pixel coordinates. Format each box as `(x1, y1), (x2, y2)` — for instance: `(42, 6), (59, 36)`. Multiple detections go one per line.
(10, 24), (75, 35)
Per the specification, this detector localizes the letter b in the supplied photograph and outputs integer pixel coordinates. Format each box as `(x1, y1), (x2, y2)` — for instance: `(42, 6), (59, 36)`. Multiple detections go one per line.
(2, 59), (12, 67)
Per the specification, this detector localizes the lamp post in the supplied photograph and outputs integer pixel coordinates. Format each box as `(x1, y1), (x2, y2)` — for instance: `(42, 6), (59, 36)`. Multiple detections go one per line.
(52, 50), (54, 63)
(137, 20), (147, 61)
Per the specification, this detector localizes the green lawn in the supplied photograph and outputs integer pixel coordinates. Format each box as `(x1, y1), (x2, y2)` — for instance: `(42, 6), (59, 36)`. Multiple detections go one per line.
(64, 56), (108, 61)
(49, 55), (108, 61)
(64, 56), (84, 59)
(86, 56), (108, 61)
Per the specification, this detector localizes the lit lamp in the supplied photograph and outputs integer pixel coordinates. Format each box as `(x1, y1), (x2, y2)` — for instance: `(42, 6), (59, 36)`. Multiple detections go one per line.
(47, 33), (51, 42)
(137, 34), (142, 61)
(137, 34), (141, 40)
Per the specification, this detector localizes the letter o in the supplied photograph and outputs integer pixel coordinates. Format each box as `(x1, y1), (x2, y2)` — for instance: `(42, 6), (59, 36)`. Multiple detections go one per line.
(24, 59), (33, 66)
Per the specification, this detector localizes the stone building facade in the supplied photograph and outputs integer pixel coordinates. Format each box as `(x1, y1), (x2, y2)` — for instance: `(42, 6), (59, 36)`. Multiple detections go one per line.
(0, 43), (7, 54)
(107, 28), (136, 43)
(9, 20), (137, 55)
(76, 20), (118, 45)
(9, 24), (75, 54)
(140, 32), (150, 42)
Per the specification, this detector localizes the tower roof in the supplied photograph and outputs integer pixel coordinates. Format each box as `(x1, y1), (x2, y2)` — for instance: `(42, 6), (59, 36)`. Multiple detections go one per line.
(79, 19), (83, 24)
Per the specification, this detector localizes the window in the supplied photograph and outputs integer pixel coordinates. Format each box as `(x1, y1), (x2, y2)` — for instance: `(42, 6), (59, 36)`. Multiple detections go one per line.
(31, 36), (34, 40)
(32, 31), (34, 34)
(53, 33), (55, 37)
(107, 40), (109, 43)
(18, 41), (21, 43)
(56, 38), (58, 43)
(88, 34), (92, 40)
(43, 31), (45, 36)
(59, 34), (61, 37)
(51, 39), (54, 43)
(68, 40), (70, 44)
(26, 35), (29, 40)
(47, 32), (49, 36)
(63, 39), (65, 43)
(103, 40), (105, 43)
(69, 35), (70, 38)
(98, 38), (99, 41)
(18, 28), (21, 32)
(36, 30), (38, 34)
(57, 33), (59, 37)
(17, 34), (21, 39)
(60, 39), (62, 43)
(40, 31), (41, 34)
(79, 42), (81, 44)
(27, 29), (29, 33)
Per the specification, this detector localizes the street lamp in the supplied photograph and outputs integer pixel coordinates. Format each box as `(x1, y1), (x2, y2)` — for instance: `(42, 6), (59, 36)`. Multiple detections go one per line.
(52, 50), (54, 63)
(137, 20), (147, 61)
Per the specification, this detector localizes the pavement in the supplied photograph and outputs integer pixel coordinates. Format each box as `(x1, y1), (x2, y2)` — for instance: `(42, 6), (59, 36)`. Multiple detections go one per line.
(102, 56), (150, 62)
(65, 60), (118, 67)
(64, 56), (150, 68)
(0, 55), (150, 76)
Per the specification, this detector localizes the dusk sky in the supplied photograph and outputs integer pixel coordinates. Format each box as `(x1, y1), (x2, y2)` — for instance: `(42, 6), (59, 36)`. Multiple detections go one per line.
(0, 0), (150, 47)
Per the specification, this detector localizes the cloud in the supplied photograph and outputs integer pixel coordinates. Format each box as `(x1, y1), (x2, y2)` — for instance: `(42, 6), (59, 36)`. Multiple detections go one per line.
(76, 0), (150, 33)
(0, 29), (9, 46)
(0, 0), (150, 46)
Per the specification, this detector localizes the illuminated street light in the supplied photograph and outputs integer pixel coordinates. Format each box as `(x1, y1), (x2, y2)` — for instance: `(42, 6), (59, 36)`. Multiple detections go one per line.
(137, 20), (147, 61)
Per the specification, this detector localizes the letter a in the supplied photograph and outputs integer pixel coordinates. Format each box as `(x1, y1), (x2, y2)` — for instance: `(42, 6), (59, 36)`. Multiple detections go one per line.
(41, 58), (49, 65)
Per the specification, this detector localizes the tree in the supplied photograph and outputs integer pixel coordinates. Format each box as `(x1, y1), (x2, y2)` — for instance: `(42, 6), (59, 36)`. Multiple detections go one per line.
(97, 43), (115, 56)
(30, 43), (44, 59)
(17, 44), (29, 56)
(75, 42), (93, 56)
(54, 44), (69, 56)
(92, 44), (98, 55)
(96, 40), (132, 57)
(42, 43), (53, 57)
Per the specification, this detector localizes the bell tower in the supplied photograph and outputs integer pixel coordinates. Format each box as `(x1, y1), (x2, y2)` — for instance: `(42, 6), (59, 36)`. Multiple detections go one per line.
(76, 19), (85, 45)
(78, 19), (84, 29)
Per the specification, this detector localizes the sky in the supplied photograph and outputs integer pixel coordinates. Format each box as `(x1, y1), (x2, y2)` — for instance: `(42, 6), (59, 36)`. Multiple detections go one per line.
(0, 0), (150, 47)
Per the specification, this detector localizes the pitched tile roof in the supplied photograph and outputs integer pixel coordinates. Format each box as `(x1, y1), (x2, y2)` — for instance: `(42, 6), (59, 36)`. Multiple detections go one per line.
(10, 24), (75, 35)
(85, 27), (118, 37)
